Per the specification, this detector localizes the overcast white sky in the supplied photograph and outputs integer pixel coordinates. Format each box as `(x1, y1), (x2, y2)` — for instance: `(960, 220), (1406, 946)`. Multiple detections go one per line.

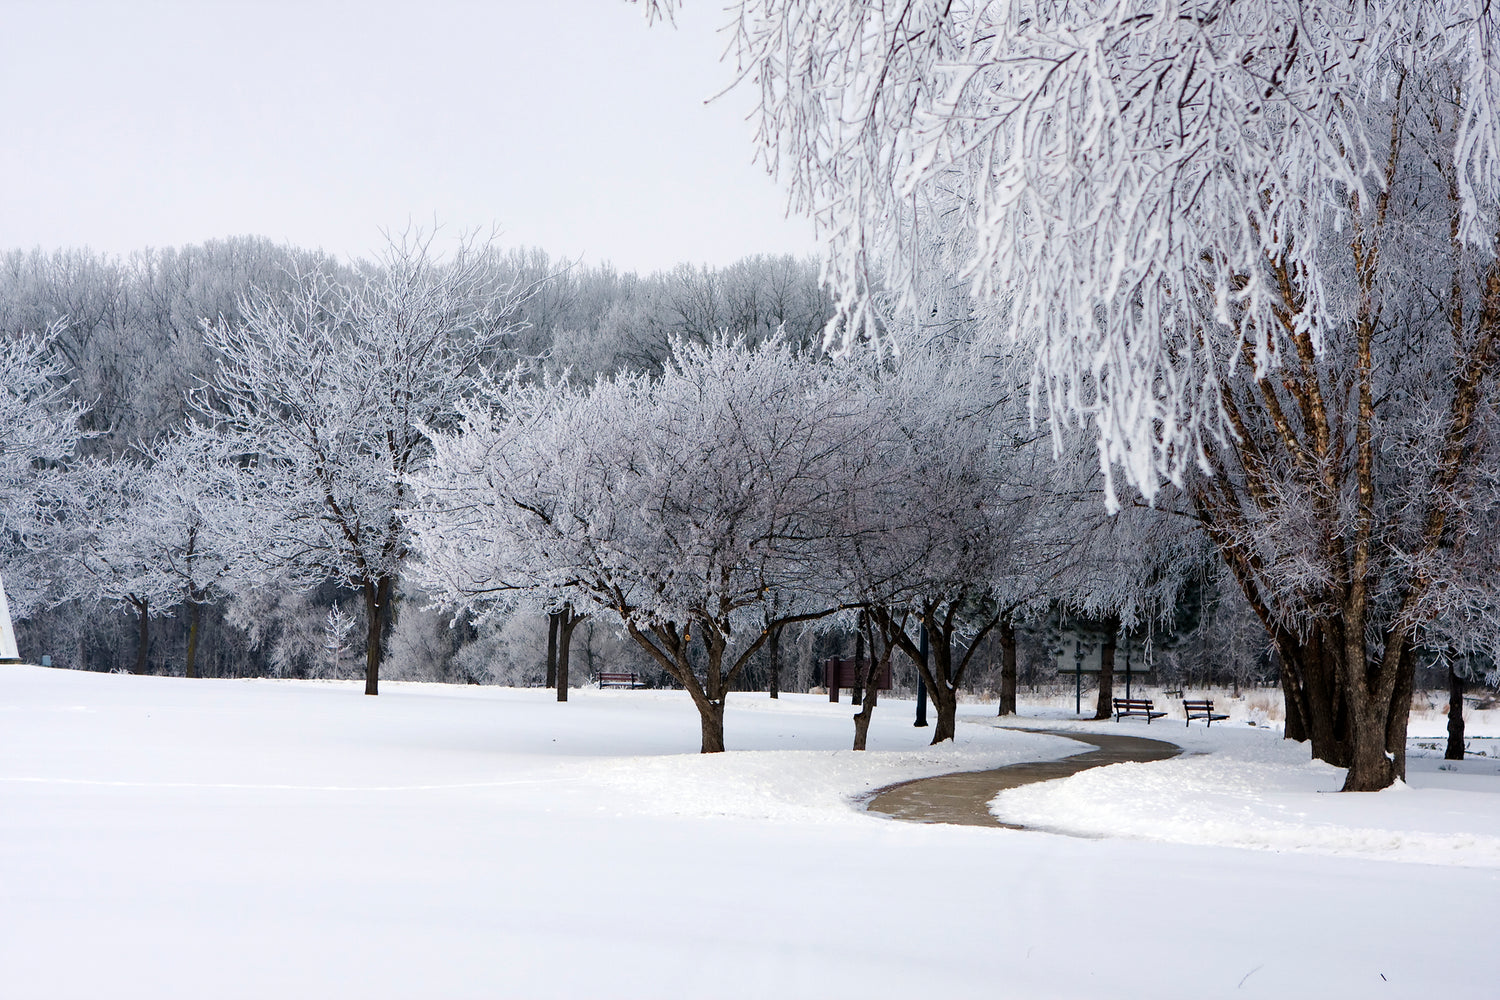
(0, 0), (818, 274)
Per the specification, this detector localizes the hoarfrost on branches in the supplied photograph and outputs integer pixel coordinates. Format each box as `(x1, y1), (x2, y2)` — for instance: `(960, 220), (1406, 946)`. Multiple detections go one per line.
(647, 0), (1500, 500)
(195, 229), (530, 694)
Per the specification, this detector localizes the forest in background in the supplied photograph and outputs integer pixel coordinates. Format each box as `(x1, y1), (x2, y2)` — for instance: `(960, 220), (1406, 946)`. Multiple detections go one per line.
(0, 235), (1270, 701)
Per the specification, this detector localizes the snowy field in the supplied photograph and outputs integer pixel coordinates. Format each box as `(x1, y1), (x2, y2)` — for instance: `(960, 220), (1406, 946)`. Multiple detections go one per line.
(2, 665), (1497, 999)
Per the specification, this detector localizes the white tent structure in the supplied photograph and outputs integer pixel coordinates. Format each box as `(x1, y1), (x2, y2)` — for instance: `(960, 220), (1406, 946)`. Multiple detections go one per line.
(0, 572), (21, 663)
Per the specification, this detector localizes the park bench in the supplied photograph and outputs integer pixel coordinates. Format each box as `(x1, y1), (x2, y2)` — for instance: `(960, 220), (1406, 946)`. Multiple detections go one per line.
(596, 671), (645, 689)
(1182, 698), (1230, 727)
(1112, 697), (1166, 723)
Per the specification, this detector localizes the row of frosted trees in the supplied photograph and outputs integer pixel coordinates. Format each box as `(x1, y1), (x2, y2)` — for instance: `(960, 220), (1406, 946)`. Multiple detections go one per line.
(0, 235), (835, 682)
(1, 228), (1197, 753)
(408, 336), (1194, 752)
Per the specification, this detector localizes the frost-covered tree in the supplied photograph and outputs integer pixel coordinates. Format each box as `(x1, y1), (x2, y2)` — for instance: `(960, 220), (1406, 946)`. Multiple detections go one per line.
(412, 339), (857, 751)
(129, 432), (250, 678)
(61, 459), (182, 675)
(641, 0), (1500, 791)
(1177, 61), (1500, 790)
(198, 230), (529, 695)
(810, 346), (1030, 744)
(0, 329), (85, 543)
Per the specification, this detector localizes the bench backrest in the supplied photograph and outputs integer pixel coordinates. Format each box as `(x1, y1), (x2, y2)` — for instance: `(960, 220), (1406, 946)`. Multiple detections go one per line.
(1183, 699), (1214, 711)
(1114, 698), (1154, 709)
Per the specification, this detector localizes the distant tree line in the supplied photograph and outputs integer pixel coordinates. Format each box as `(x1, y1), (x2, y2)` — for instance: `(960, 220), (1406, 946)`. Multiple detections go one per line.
(5, 222), (1485, 774)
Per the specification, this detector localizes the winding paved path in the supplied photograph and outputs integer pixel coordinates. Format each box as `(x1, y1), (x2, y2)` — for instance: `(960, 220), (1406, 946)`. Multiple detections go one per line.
(865, 729), (1182, 828)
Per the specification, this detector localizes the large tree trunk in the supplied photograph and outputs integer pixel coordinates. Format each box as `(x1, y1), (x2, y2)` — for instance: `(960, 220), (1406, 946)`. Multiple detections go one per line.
(1093, 619), (1118, 720)
(697, 696), (726, 753)
(362, 575), (395, 696)
(623, 610), (823, 754)
(852, 617), (884, 750)
(556, 606), (582, 703)
(997, 618), (1017, 717)
(1445, 665), (1466, 761)
(921, 627), (958, 744)
(184, 597), (202, 679)
(1275, 629), (1352, 767)
(927, 684), (957, 743)
(876, 603), (998, 746)
(852, 681), (879, 750)
(623, 621), (735, 753)
(132, 598), (149, 675)
(1344, 707), (1398, 791)
(545, 610), (559, 689)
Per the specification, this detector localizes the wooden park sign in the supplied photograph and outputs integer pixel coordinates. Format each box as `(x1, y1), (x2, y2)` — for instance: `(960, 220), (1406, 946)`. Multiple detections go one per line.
(825, 656), (893, 703)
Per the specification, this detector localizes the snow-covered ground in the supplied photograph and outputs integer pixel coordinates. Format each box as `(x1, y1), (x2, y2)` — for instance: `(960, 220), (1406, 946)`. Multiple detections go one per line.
(2, 665), (1495, 999)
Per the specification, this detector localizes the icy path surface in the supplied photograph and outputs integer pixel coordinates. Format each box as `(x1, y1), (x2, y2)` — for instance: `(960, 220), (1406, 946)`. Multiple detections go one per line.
(2, 666), (1496, 1000)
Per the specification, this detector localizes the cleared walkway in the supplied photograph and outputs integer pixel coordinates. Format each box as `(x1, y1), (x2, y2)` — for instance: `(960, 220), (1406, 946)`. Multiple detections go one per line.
(865, 728), (1182, 828)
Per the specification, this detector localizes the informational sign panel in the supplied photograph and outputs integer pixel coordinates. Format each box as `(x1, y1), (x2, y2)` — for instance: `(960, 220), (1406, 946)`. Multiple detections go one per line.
(0, 573), (20, 663)
(1054, 632), (1103, 673)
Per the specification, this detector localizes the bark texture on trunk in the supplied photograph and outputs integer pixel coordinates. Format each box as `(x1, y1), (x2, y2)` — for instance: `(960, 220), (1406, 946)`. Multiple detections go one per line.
(851, 629), (865, 707)
(132, 598), (150, 675)
(697, 698), (726, 754)
(184, 599), (202, 679)
(362, 575), (394, 696)
(767, 625), (781, 700)
(1188, 120), (1500, 791)
(1093, 620), (1118, 721)
(1446, 666), (1466, 761)
(997, 618), (1017, 717)
(875, 601), (999, 746)
(556, 607), (582, 703)
(851, 616), (885, 750)
(545, 611), (559, 689)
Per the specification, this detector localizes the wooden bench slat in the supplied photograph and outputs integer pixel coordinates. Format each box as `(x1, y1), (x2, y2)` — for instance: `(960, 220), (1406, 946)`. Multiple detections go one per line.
(1112, 698), (1165, 723)
(597, 671), (644, 689)
(1182, 698), (1230, 727)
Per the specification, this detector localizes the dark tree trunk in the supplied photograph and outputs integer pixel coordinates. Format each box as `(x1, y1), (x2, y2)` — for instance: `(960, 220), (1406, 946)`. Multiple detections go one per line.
(916, 624), (958, 744)
(997, 618), (1017, 717)
(1093, 618), (1118, 720)
(876, 603), (999, 746)
(767, 624), (781, 699)
(132, 598), (150, 675)
(1274, 629), (1353, 766)
(184, 597), (202, 679)
(1385, 643), (1416, 780)
(623, 608), (829, 754)
(545, 610), (559, 689)
(852, 614), (882, 746)
(852, 618), (887, 751)
(1446, 665), (1466, 761)
(362, 575), (395, 696)
(852, 678), (880, 750)
(556, 606), (582, 703)
(697, 696), (726, 753)
(852, 628), (865, 706)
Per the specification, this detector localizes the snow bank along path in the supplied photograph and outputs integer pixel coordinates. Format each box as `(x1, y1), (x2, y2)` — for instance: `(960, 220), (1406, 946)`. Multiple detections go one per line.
(867, 729), (1181, 826)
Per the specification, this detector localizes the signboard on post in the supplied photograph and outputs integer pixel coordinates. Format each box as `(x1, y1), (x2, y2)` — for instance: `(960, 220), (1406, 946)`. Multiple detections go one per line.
(0, 572), (21, 663)
(1054, 629), (1148, 705)
(824, 656), (893, 703)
